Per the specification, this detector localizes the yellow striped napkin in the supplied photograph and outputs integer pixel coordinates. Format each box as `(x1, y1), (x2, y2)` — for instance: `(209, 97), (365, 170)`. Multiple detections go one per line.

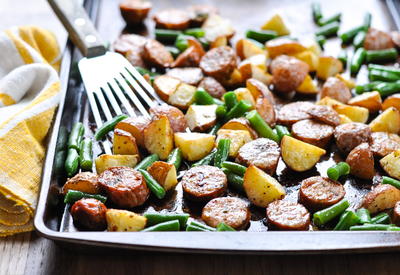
(0, 26), (61, 236)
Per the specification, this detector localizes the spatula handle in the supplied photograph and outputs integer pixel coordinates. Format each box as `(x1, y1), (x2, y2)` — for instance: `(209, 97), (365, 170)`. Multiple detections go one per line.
(48, 0), (106, 58)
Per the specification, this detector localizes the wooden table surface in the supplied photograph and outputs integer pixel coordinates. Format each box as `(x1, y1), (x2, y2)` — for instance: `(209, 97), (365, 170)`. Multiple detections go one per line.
(1, 0), (400, 274)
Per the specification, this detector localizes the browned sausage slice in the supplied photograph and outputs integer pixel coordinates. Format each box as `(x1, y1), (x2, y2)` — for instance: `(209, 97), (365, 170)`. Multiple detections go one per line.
(306, 104), (340, 126)
(277, 101), (314, 126)
(320, 77), (352, 104)
(270, 55), (309, 93)
(299, 176), (345, 211)
(187, 5), (218, 27)
(153, 9), (190, 30)
(346, 143), (375, 180)
(393, 201), (400, 226)
(181, 165), (227, 202)
(149, 104), (187, 132)
(236, 138), (280, 175)
(199, 46), (237, 81)
(334, 122), (372, 153)
(143, 39), (174, 68)
(370, 132), (400, 158)
(291, 119), (334, 148)
(198, 77), (226, 98)
(201, 197), (250, 229)
(112, 34), (148, 56)
(119, 0), (152, 26)
(98, 167), (149, 208)
(266, 200), (310, 230)
(70, 198), (107, 231)
(364, 28), (394, 50)
(166, 67), (204, 86)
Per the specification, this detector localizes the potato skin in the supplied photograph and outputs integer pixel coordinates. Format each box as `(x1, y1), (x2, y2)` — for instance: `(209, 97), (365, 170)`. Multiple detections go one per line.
(143, 115), (174, 160)
(153, 75), (181, 102)
(63, 172), (99, 195)
(265, 38), (307, 58)
(149, 104), (187, 133)
(362, 184), (400, 214)
(320, 77), (352, 104)
(116, 116), (150, 148)
(220, 118), (258, 139)
(147, 161), (178, 191)
(256, 96), (276, 127)
(346, 143), (375, 180)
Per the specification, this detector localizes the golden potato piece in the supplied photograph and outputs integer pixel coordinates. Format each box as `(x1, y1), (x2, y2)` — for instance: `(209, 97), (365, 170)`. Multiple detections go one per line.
(220, 117), (258, 139)
(168, 83), (197, 110)
(361, 184), (400, 214)
(236, 39), (265, 60)
(261, 14), (290, 36)
(147, 161), (178, 191)
(348, 91), (382, 113)
(95, 154), (140, 174)
(339, 114), (352, 124)
(174, 132), (215, 161)
(216, 129), (253, 157)
(265, 38), (306, 59)
(369, 107), (400, 133)
(115, 116), (150, 148)
(153, 75), (181, 101)
(333, 104), (369, 124)
(143, 115), (174, 160)
(296, 74), (318, 94)
(62, 172), (99, 195)
(246, 78), (275, 102)
(185, 104), (217, 132)
(316, 56), (343, 80)
(380, 150), (400, 180)
(113, 129), (140, 156)
(106, 209), (147, 232)
(210, 35), (228, 49)
(234, 87), (256, 107)
(293, 50), (319, 72)
(382, 94), (400, 111)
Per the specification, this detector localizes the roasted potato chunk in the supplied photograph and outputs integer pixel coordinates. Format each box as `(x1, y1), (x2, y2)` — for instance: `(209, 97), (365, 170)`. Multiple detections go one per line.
(143, 115), (174, 160)
(220, 118), (258, 139)
(333, 104), (369, 123)
(316, 56), (343, 80)
(234, 87), (256, 107)
(296, 75), (318, 94)
(380, 150), (400, 180)
(153, 75), (181, 102)
(113, 129), (140, 156)
(174, 132), (215, 161)
(95, 154), (140, 174)
(62, 172), (99, 195)
(185, 104), (217, 132)
(369, 107), (400, 134)
(382, 94), (400, 111)
(348, 91), (382, 113)
(236, 39), (265, 60)
(202, 14), (235, 43)
(115, 116), (150, 148)
(149, 104), (187, 133)
(168, 83), (197, 110)
(216, 129), (253, 158)
(265, 38), (307, 59)
(293, 50), (319, 72)
(361, 184), (400, 214)
(147, 161), (178, 191)
(106, 209), (147, 232)
(246, 78), (275, 102)
(261, 14), (290, 36)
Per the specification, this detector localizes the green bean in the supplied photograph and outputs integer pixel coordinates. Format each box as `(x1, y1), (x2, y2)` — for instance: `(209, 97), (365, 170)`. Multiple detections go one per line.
(350, 47), (366, 75)
(338, 50), (348, 67)
(356, 208), (371, 224)
(79, 138), (93, 171)
(318, 13), (341, 26)
(223, 92), (238, 111)
(194, 88), (222, 105)
(155, 29), (182, 42)
(315, 21), (340, 37)
(134, 154), (159, 170)
(316, 35), (326, 48)
(142, 220), (180, 232)
(363, 12), (372, 28)
(225, 100), (252, 121)
(382, 176), (400, 189)
(340, 25), (367, 44)
(55, 150), (67, 175)
(94, 114), (128, 141)
(138, 169), (166, 199)
(375, 82), (400, 97)
(313, 199), (350, 226)
(184, 28), (205, 38)
(64, 190), (106, 204)
(366, 48), (399, 63)
(192, 149), (217, 167)
(327, 162), (350, 180)
(166, 46), (180, 58)
(275, 125), (291, 141)
(65, 148), (79, 177)
(333, 210), (360, 230)
(353, 31), (366, 49)
(175, 34), (191, 52)
(367, 64), (400, 76)
(68, 122), (85, 150)
(369, 69), (400, 82)
(134, 66), (158, 77)
(388, 226), (400, 231)
(217, 222), (236, 231)
(167, 148), (182, 171)
(214, 139), (231, 168)
(349, 224), (393, 231)
(246, 110), (279, 142)
(221, 168), (244, 192)
(222, 161), (247, 176)
(216, 105), (227, 119)
(143, 213), (189, 228)
(186, 224), (209, 231)
(208, 122), (222, 136)
(355, 81), (385, 94)
(245, 29), (278, 43)
(311, 2), (323, 23)
(371, 212), (390, 224)
(187, 220), (216, 231)
(55, 126), (69, 152)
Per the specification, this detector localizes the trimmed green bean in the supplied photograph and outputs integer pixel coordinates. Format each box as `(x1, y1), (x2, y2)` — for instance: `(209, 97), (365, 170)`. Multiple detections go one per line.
(221, 168), (244, 192)
(186, 224), (209, 231)
(338, 50), (348, 67)
(246, 110), (279, 142)
(316, 35), (326, 48)
(192, 149), (217, 167)
(68, 122), (84, 150)
(223, 92), (238, 111)
(143, 213), (189, 228)
(175, 34), (191, 52)
(222, 161), (247, 176)
(313, 199), (350, 226)
(216, 105), (227, 119)
(155, 29), (181, 42)
(349, 224), (393, 231)
(366, 48), (399, 63)
(311, 2), (323, 23)
(64, 190), (107, 204)
(194, 88), (215, 105)
(356, 208), (371, 224)
(184, 28), (205, 38)
(65, 148), (79, 177)
(327, 162), (350, 181)
(388, 226), (400, 231)
(355, 81), (384, 94)
(375, 82), (400, 97)
(382, 176), (400, 190)
(340, 25), (367, 44)
(275, 125), (291, 141)
(225, 100), (252, 121)
(350, 47), (366, 75)
(79, 138), (93, 171)
(214, 139), (231, 168)
(134, 154), (159, 170)
(333, 211), (360, 230)
(315, 21), (340, 37)
(367, 64), (400, 76)
(363, 12), (372, 28)
(353, 31), (366, 49)
(138, 169), (166, 199)
(187, 220), (216, 231)
(369, 70), (400, 82)
(318, 13), (341, 26)
(94, 114), (128, 141)
(208, 122), (222, 136)
(55, 150), (67, 175)
(217, 222), (236, 231)
(245, 29), (278, 43)
(167, 148), (182, 171)
(142, 220), (180, 232)
(371, 212), (390, 224)
(134, 66), (158, 77)
(55, 126), (69, 152)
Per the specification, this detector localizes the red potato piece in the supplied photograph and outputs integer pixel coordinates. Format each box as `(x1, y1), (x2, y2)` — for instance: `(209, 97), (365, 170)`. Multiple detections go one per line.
(246, 78), (275, 104)
(187, 5), (218, 27)
(116, 116), (150, 148)
(291, 119), (334, 148)
(320, 77), (352, 104)
(119, 0), (152, 26)
(256, 96), (276, 127)
(70, 198), (107, 231)
(266, 200), (310, 231)
(382, 93), (400, 111)
(198, 77), (226, 98)
(362, 184), (400, 213)
(236, 138), (280, 175)
(270, 55), (309, 93)
(98, 167), (149, 208)
(153, 9), (190, 30)
(364, 28), (394, 50)
(149, 104), (187, 133)
(370, 132), (400, 158)
(277, 101), (314, 126)
(393, 201), (400, 226)
(346, 143), (375, 180)
(299, 176), (345, 211)
(166, 67), (204, 86)
(306, 105), (340, 126)
(181, 165), (227, 202)
(112, 34), (148, 56)
(199, 46), (237, 81)
(201, 197), (250, 230)
(142, 39), (174, 68)
(334, 122), (372, 153)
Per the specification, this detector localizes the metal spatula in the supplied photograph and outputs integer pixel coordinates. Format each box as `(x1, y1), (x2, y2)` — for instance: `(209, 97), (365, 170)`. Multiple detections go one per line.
(48, 0), (163, 154)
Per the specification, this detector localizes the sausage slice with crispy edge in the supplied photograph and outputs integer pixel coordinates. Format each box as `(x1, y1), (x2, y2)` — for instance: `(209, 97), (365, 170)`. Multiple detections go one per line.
(199, 46), (237, 81)
(306, 104), (340, 126)
(166, 67), (204, 86)
(119, 0), (152, 26)
(153, 9), (191, 30)
(291, 119), (334, 148)
(334, 122), (372, 153)
(346, 143), (375, 180)
(198, 77), (226, 98)
(277, 101), (314, 126)
(142, 39), (174, 68)
(266, 200), (310, 230)
(70, 198), (107, 231)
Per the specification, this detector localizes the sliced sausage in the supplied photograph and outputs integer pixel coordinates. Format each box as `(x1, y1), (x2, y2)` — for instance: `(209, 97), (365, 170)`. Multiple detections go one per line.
(166, 67), (203, 86)
(198, 76), (226, 98)
(306, 104), (340, 126)
(320, 77), (352, 104)
(125, 49), (146, 67)
(201, 197), (250, 229)
(113, 34), (147, 67)
(346, 143), (375, 180)
(393, 201), (400, 226)
(199, 46), (237, 81)
(291, 119), (334, 148)
(256, 96), (276, 127)
(334, 122), (372, 153)
(270, 55), (309, 93)
(172, 38), (205, 68)
(98, 167), (149, 208)
(70, 198), (107, 231)
(182, 165), (227, 202)
(391, 31), (400, 48)
(370, 132), (400, 158)
(149, 104), (187, 132)
(364, 28), (394, 50)
(266, 200), (310, 230)
(299, 176), (345, 211)
(153, 9), (190, 30)
(187, 4), (218, 27)
(236, 138), (280, 175)
(142, 39), (174, 68)
(277, 101), (314, 126)
(119, 0), (151, 26)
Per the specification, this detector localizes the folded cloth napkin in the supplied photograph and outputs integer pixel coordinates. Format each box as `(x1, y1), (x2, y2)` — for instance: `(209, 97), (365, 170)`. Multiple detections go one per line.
(0, 26), (61, 236)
